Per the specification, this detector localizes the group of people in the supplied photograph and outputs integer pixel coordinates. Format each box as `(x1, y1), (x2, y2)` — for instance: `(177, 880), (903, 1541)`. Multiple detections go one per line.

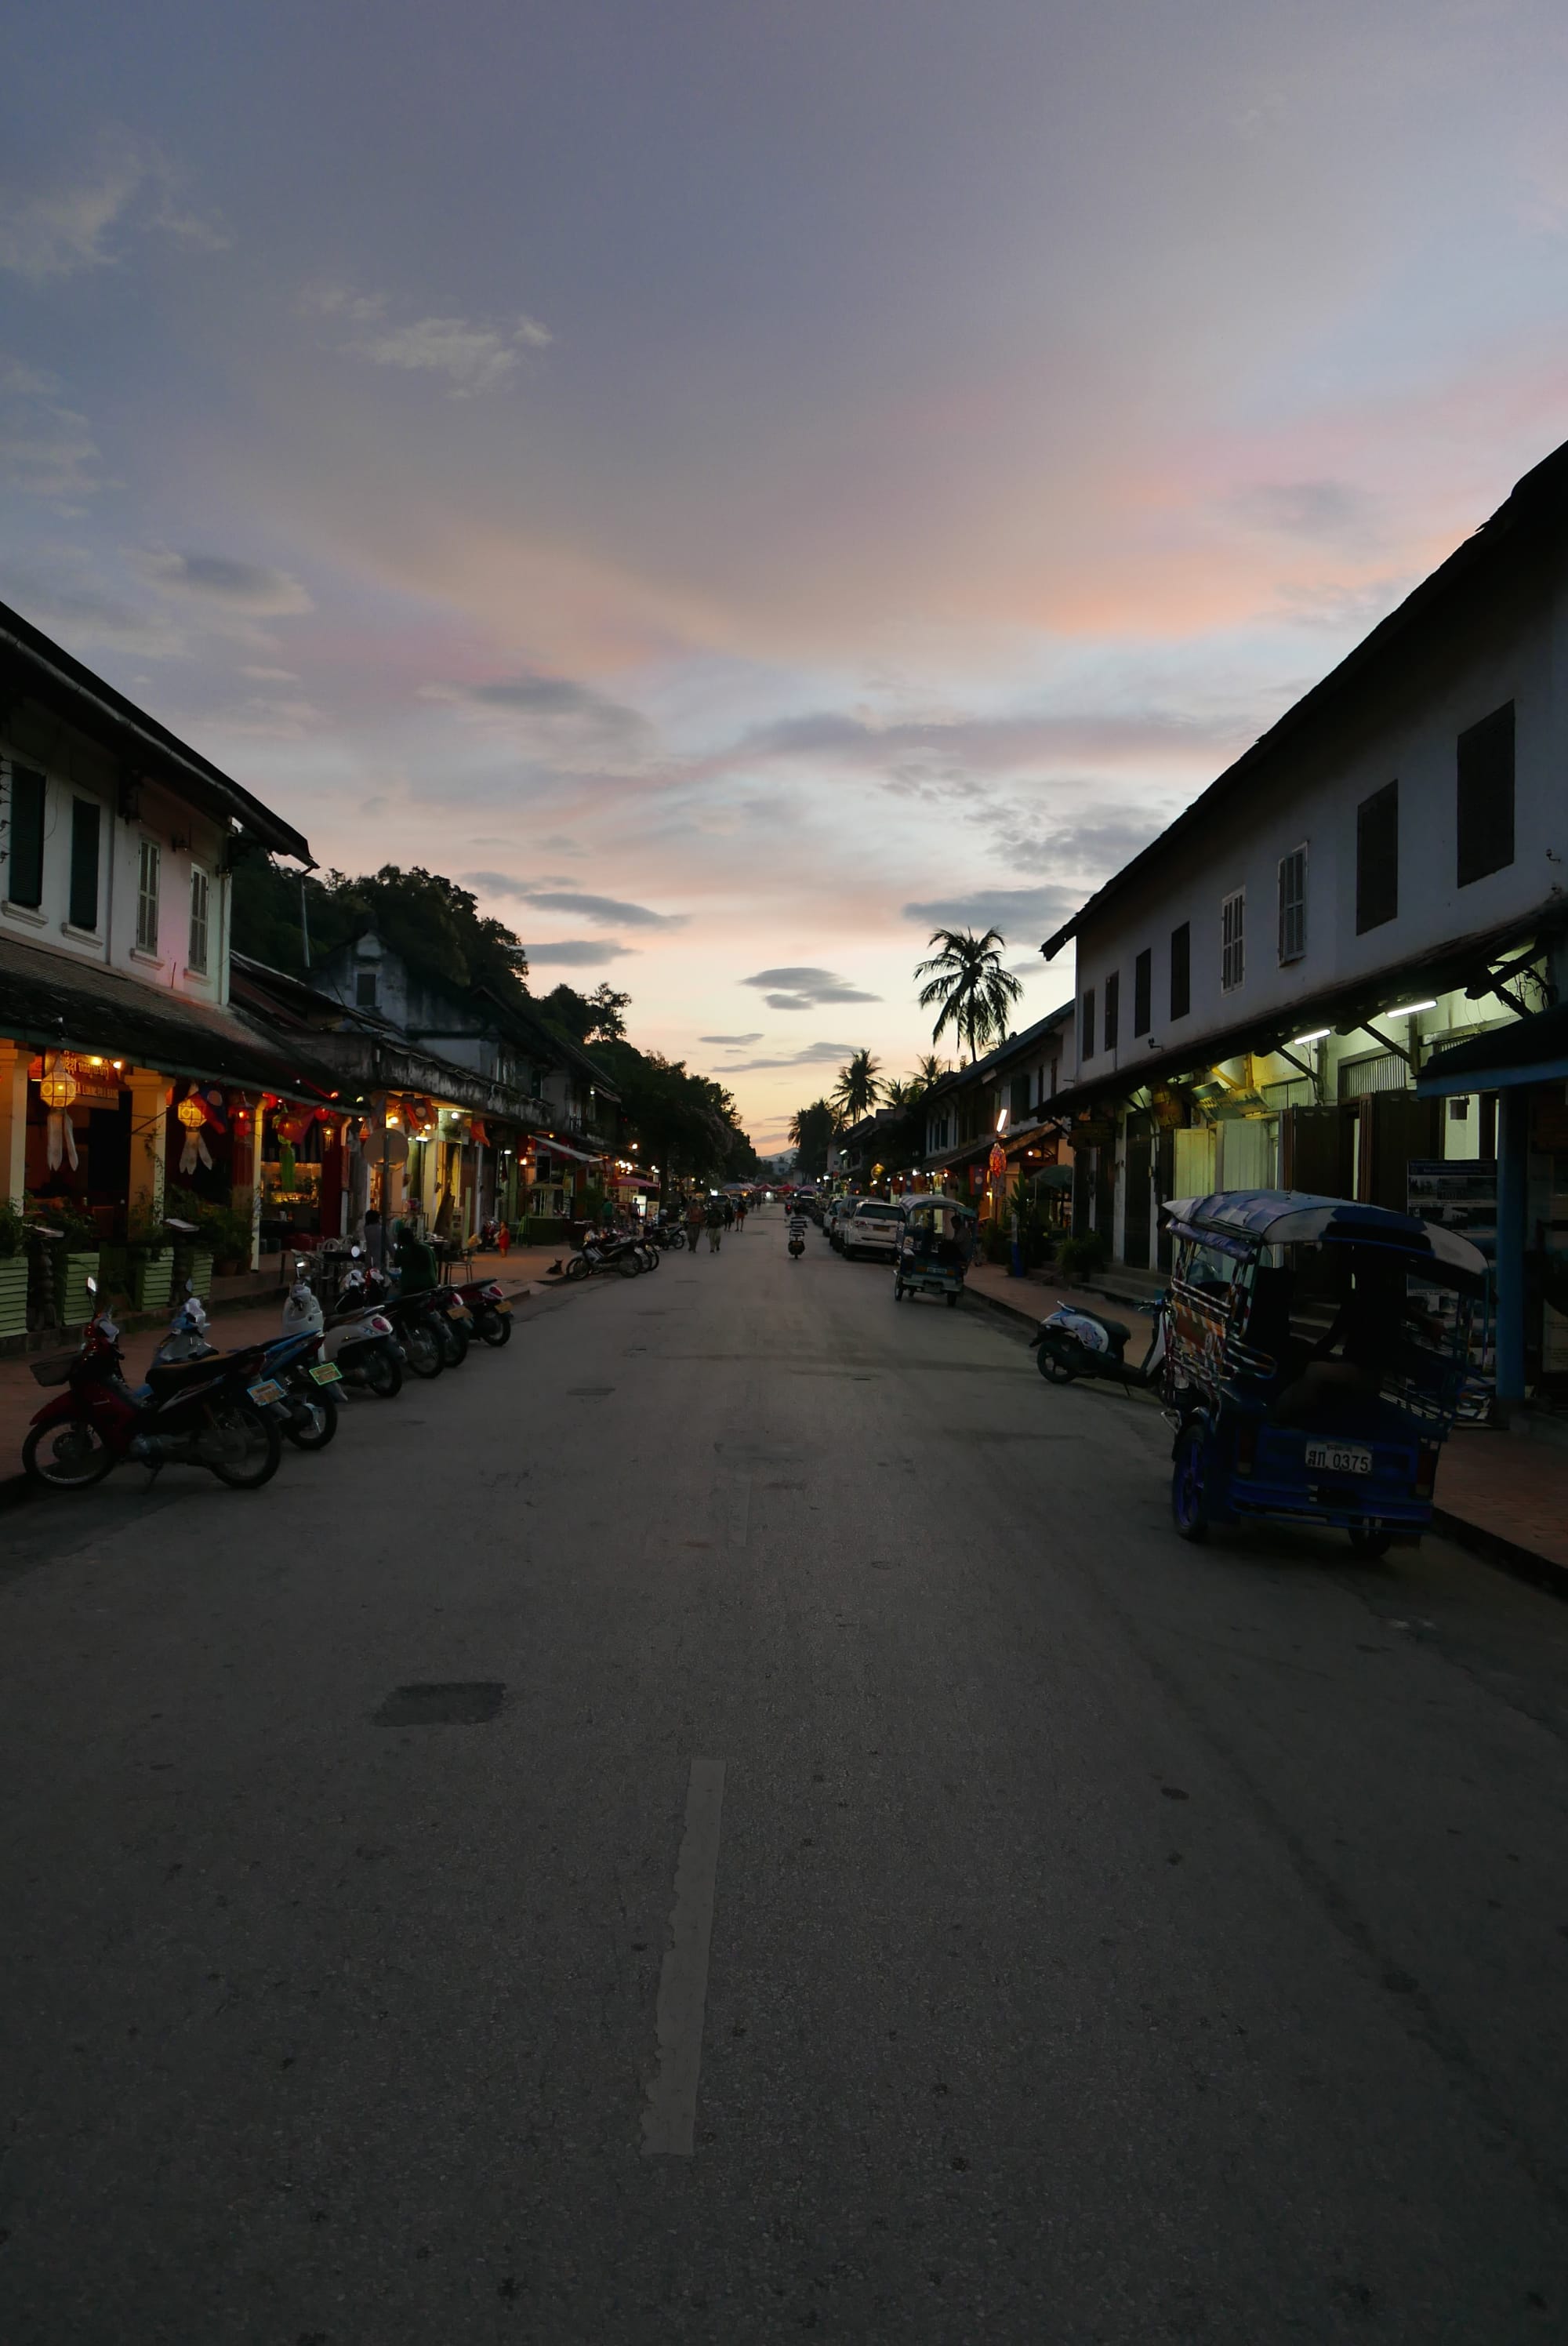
(678, 1189), (748, 1254)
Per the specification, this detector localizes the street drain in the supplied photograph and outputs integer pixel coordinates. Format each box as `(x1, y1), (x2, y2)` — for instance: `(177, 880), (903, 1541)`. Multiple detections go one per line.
(376, 1683), (506, 1726)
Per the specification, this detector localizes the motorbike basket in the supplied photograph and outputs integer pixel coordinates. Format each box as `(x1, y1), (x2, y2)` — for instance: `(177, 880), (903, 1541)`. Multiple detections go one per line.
(30, 1353), (79, 1387)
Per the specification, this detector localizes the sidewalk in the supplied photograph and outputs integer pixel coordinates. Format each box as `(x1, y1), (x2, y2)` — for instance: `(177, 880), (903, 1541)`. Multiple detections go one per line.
(0, 1247), (554, 1505)
(964, 1260), (1568, 1596)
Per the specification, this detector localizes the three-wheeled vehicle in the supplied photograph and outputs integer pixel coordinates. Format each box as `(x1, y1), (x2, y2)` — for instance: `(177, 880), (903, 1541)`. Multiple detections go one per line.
(1162, 1189), (1486, 1555)
(894, 1197), (967, 1306)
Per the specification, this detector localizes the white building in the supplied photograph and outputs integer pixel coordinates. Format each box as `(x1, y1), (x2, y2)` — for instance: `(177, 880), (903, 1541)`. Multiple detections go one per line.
(1042, 438), (1568, 1400)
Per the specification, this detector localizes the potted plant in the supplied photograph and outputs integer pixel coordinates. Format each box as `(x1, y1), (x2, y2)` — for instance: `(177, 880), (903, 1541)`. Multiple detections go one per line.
(0, 1200), (27, 1339)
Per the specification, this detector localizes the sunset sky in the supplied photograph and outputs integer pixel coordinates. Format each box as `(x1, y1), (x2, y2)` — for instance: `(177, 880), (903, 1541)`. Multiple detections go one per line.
(3, 1), (1567, 1149)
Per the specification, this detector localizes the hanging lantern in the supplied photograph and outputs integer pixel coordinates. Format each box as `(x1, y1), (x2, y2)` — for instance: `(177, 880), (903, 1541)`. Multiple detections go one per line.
(38, 1064), (79, 1110)
(177, 1095), (207, 1129)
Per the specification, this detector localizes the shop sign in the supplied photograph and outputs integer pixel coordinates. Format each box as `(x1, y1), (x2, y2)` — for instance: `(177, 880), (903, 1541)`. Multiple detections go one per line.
(28, 1051), (122, 1106)
(1076, 1119), (1115, 1149)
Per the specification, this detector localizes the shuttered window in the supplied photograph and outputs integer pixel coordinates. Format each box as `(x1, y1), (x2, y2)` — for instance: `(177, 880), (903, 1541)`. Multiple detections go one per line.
(1133, 947), (1152, 1037)
(1356, 782), (1398, 933)
(188, 866), (210, 971)
(1080, 987), (1096, 1061)
(1169, 922), (1191, 1020)
(68, 798), (100, 930)
(1277, 844), (1306, 963)
(1457, 703), (1515, 886)
(5, 767), (45, 907)
(1103, 969), (1120, 1051)
(136, 837), (161, 953)
(1221, 890), (1244, 990)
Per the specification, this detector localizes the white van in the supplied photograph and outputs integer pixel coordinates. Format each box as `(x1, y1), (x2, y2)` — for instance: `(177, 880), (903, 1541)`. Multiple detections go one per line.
(844, 1199), (906, 1261)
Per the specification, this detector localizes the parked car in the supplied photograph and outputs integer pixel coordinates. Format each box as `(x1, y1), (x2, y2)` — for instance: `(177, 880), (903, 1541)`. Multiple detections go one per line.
(826, 1196), (862, 1251)
(843, 1200), (906, 1261)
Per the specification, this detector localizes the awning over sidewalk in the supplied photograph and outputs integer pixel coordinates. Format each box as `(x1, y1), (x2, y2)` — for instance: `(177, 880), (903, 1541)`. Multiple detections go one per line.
(0, 933), (328, 1098)
(1417, 1005), (1568, 1095)
(529, 1135), (604, 1168)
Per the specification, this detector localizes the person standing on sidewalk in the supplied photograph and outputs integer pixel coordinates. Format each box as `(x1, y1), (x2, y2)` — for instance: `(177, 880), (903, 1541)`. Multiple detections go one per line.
(735, 1197), (748, 1233)
(706, 1193), (725, 1254)
(686, 1192), (706, 1255)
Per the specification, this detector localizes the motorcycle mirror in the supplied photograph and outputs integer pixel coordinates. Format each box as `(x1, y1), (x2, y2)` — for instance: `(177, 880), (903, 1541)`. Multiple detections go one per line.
(163, 1216), (200, 1235)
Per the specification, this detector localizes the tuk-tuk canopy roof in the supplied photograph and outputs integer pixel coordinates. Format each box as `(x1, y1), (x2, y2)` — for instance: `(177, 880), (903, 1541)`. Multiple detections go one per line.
(1163, 1189), (1487, 1279)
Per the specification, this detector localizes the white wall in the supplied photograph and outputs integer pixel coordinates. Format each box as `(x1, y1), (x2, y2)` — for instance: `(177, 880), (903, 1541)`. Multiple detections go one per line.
(2, 706), (233, 1007)
(1071, 553), (1568, 1078)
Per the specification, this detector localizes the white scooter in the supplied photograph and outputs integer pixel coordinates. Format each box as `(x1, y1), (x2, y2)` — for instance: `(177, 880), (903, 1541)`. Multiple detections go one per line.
(282, 1258), (403, 1398)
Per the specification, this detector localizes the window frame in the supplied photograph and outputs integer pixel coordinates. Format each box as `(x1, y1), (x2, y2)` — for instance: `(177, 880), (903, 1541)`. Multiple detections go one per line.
(5, 765), (46, 910)
(355, 968), (379, 1008)
(67, 797), (101, 932)
(1080, 986), (1096, 1062)
(1456, 703), (1515, 888)
(135, 836), (162, 955)
(1169, 921), (1191, 1022)
(1103, 968), (1120, 1053)
(1133, 947), (1152, 1037)
(1277, 843), (1307, 964)
(187, 863), (211, 973)
(1221, 888), (1245, 992)
(1356, 780), (1399, 935)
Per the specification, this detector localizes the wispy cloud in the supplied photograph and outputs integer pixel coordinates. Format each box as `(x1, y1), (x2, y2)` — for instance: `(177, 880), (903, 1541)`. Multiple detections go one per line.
(425, 671), (655, 764)
(305, 283), (552, 397)
(136, 550), (314, 617)
(902, 883), (1083, 939)
(716, 1039), (858, 1072)
(0, 137), (227, 279)
(462, 875), (684, 928)
(524, 937), (639, 965)
(699, 1033), (763, 1046)
(739, 964), (881, 1010)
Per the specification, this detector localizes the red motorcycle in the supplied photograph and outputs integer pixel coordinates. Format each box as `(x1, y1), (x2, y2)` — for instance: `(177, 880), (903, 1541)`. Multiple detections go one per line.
(24, 1286), (282, 1491)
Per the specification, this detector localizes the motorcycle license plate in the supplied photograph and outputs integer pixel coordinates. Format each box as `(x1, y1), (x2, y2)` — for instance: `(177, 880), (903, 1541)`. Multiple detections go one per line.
(309, 1361), (343, 1385)
(248, 1379), (285, 1407)
(1305, 1440), (1372, 1476)
(447, 1301), (467, 1317)
(494, 1300), (512, 1314)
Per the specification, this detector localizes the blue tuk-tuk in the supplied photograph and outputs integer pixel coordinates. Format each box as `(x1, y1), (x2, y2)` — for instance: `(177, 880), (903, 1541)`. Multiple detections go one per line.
(1162, 1189), (1486, 1554)
(894, 1196), (968, 1306)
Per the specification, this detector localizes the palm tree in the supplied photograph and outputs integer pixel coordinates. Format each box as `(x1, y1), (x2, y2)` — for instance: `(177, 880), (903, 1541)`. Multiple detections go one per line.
(829, 1048), (883, 1121)
(915, 928), (1022, 1064)
(911, 1052), (947, 1092)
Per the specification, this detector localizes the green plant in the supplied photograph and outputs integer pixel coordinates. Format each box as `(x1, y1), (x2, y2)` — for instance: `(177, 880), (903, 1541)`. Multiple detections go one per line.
(0, 1197), (25, 1257)
(1057, 1229), (1109, 1281)
(26, 1191), (99, 1251)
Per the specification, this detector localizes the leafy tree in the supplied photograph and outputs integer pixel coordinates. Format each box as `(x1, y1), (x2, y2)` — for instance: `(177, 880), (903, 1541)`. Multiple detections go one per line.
(915, 928), (1022, 1064)
(829, 1048), (883, 1121)
(591, 1040), (755, 1194)
(537, 981), (632, 1045)
(788, 1099), (840, 1180)
(230, 852), (530, 1003)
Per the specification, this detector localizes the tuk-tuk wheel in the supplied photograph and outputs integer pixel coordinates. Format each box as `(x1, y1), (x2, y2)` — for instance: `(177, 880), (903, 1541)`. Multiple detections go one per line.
(1171, 1422), (1210, 1542)
(1348, 1526), (1392, 1559)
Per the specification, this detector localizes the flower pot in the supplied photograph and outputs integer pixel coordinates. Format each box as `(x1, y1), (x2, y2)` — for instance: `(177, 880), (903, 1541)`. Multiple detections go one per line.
(58, 1249), (102, 1327)
(0, 1255), (27, 1339)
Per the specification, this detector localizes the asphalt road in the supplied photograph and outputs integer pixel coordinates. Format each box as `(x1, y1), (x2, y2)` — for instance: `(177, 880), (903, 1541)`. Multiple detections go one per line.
(3, 1204), (1568, 2344)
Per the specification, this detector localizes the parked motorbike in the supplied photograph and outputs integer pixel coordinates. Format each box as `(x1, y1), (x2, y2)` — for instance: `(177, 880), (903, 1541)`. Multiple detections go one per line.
(320, 1255), (405, 1394)
(348, 1263), (447, 1378)
(165, 1286), (341, 1451)
(649, 1220), (686, 1252)
(453, 1272), (514, 1346)
(24, 1280), (281, 1490)
(558, 1229), (644, 1280)
(1029, 1297), (1170, 1396)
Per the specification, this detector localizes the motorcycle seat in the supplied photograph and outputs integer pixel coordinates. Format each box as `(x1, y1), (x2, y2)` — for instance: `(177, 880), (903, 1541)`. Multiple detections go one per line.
(145, 1355), (222, 1393)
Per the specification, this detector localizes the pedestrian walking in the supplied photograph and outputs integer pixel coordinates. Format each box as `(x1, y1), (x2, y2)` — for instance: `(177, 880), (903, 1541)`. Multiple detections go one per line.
(723, 1195), (735, 1230)
(735, 1197), (748, 1233)
(706, 1193), (725, 1253)
(685, 1192), (706, 1255)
